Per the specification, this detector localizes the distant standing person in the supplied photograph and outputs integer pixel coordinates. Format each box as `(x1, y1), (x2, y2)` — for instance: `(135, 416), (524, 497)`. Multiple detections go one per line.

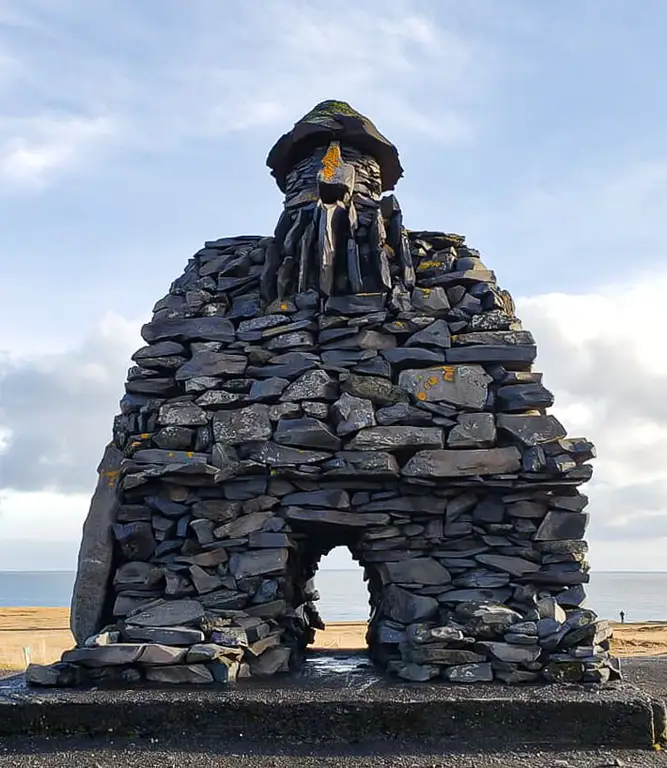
(620, 610), (625, 623)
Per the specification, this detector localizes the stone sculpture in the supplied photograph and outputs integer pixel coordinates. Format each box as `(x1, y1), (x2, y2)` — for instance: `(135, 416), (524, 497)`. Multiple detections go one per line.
(29, 100), (618, 687)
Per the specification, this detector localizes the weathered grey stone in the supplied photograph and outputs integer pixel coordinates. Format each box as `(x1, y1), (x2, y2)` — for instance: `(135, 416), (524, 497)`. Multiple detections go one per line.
(341, 374), (405, 405)
(281, 369), (338, 401)
(443, 663), (493, 683)
(141, 317), (235, 344)
(274, 417), (341, 450)
(376, 403), (432, 426)
(70, 445), (123, 645)
(192, 499), (240, 522)
(405, 319), (451, 348)
(497, 414), (567, 446)
(398, 365), (491, 409)
(248, 646), (291, 675)
(212, 405), (272, 444)
(25, 664), (69, 687)
(113, 522), (156, 561)
(284, 506), (390, 527)
(398, 663), (440, 682)
(282, 489), (350, 508)
(229, 548), (289, 579)
(195, 390), (245, 409)
(412, 286), (450, 314)
(145, 664), (214, 684)
(133, 449), (209, 465)
(158, 402), (208, 427)
(535, 511), (589, 541)
(402, 448), (521, 478)
(455, 602), (521, 637)
(186, 643), (244, 663)
(379, 558), (451, 585)
(496, 383), (554, 411)
(409, 647), (486, 665)
(153, 426), (195, 449)
(248, 377), (289, 402)
(137, 644), (188, 665)
(383, 584), (438, 623)
(176, 351), (247, 379)
(61, 644), (144, 667)
(250, 442), (331, 466)
(328, 450), (400, 475)
(346, 426), (444, 451)
(447, 413), (496, 448)
(126, 599), (205, 627)
(122, 625), (205, 645)
(189, 565), (224, 594)
(476, 554), (540, 577)
(477, 642), (542, 664)
(331, 393), (376, 436)
(214, 511), (273, 539)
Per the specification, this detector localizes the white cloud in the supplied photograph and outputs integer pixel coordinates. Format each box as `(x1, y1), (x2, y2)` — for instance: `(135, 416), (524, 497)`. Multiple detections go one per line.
(0, 311), (142, 492)
(517, 270), (667, 551)
(0, 0), (493, 190)
(0, 114), (117, 187)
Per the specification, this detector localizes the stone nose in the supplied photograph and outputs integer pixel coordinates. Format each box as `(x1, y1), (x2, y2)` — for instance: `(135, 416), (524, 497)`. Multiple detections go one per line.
(317, 141), (355, 204)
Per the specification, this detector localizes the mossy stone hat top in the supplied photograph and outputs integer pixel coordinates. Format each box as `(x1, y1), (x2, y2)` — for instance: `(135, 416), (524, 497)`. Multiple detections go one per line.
(266, 100), (404, 193)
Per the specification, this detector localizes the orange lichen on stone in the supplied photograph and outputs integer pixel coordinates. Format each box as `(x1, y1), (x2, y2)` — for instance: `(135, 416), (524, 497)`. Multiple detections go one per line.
(321, 143), (342, 181)
(417, 392), (427, 401)
(417, 261), (440, 271)
(441, 366), (456, 382)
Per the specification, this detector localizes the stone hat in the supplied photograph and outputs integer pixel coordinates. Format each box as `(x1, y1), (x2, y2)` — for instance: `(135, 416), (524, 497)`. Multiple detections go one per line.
(266, 100), (404, 193)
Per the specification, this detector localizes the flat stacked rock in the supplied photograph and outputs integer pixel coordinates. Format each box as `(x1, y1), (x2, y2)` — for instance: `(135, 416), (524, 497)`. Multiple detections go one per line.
(28, 101), (617, 688)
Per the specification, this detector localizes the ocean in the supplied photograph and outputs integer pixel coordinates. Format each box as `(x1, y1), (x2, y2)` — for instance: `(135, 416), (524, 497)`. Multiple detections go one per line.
(0, 570), (665, 623)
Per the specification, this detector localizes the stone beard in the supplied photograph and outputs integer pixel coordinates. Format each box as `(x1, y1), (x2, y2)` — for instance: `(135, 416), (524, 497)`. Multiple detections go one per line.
(37, 100), (615, 690)
(262, 140), (415, 302)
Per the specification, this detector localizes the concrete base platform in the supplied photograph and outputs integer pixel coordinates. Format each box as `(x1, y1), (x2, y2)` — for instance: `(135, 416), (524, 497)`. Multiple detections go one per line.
(1, 652), (665, 749)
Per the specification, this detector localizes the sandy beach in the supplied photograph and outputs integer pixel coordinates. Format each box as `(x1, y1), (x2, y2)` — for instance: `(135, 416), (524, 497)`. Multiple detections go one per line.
(1, 607), (666, 677)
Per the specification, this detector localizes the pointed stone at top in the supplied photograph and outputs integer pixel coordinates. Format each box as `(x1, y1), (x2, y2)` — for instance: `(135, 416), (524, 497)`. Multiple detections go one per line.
(266, 100), (403, 193)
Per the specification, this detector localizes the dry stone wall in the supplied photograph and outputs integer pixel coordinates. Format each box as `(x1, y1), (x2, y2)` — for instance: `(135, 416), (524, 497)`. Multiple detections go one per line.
(27, 102), (617, 688)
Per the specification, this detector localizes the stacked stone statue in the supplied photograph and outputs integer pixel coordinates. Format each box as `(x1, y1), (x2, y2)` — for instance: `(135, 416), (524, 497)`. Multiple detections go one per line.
(29, 100), (619, 688)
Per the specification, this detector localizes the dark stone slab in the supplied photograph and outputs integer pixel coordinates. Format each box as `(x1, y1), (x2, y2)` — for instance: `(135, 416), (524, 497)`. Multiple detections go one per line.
(535, 511), (589, 541)
(249, 442), (331, 466)
(497, 414), (567, 446)
(405, 319), (451, 348)
(376, 403), (433, 426)
(325, 293), (386, 315)
(383, 585), (439, 623)
(341, 374), (405, 405)
(402, 448), (521, 478)
(284, 507), (389, 527)
(331, 393), (376, 436)
(70, 444), (123, 645)
(212, 405), (272, 445)
(274, 418), (341, 450)
(141, 317), (235, 344)
(398, 365), (490, 409)
(382, 348), (446, 367)
(346, 426), (444, 451)
(444, 346), (537, 364)
(176, 351), (247, 380)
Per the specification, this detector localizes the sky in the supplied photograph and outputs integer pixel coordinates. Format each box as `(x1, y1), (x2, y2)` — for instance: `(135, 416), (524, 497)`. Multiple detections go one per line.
(0, 0), (666, 572)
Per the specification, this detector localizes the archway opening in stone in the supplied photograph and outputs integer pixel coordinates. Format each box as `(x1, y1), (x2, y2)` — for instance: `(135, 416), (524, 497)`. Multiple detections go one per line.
(313, 548), (370, 648)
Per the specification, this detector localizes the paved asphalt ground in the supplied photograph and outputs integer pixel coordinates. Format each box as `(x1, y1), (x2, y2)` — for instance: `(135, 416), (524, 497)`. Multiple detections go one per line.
(0, 656), (665, 767)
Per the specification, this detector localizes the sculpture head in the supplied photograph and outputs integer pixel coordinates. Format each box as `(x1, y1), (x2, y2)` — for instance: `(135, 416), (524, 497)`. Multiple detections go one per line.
(266, 100), (404, 194)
